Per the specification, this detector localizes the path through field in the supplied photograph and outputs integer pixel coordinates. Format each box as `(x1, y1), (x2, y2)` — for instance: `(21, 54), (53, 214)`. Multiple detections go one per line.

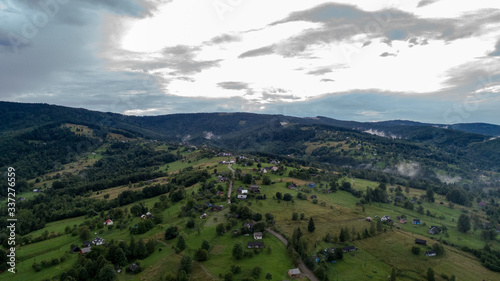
(266, 228), (319, 281)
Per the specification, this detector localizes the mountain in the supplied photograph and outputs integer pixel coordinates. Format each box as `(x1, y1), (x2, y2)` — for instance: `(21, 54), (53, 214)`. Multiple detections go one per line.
(1, 101), (499, 181)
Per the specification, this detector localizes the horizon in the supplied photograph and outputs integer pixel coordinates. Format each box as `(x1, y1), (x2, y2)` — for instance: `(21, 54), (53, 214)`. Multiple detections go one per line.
(2, 100), (500, 126)
(1, 1), (500, 124)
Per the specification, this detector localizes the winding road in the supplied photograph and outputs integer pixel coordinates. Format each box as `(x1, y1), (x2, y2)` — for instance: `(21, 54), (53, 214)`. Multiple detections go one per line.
(266, 228), (319, 281)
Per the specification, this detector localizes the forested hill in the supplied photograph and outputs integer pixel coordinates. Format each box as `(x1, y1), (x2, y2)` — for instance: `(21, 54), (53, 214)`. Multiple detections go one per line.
(1, 101), (499, 180)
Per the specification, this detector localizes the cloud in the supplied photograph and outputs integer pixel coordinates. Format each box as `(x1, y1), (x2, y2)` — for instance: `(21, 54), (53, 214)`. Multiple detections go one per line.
(380, 51), (397, 57)
(161, 45), (222, 75)
(266, 3), (500, 58)
(417, 0), (440, 8)
(238, 45), (275, 58)
(307, 67), (332, 75)
(217, 81), (249, 90)
(320, 78), (335, 82)
(489, 39), (500, 56)
(206, 33), (240, 45)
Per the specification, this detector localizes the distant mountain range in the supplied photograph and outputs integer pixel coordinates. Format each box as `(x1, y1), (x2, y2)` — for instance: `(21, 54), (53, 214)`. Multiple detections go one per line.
(1, 101), (499, 138)
(1, 101), (499, 181)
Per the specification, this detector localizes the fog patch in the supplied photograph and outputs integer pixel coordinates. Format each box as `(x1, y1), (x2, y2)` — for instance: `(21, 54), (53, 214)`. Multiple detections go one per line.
(395, 162), (421, 178)
(364, 129), (400, 139)
(204, 131), (216, 140)
(437, 174), (461, 184)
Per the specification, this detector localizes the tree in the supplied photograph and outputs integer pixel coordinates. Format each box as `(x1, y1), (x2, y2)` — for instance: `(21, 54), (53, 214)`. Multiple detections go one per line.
(283, 193), (293, 201)
(411, 246), (421, 255)
(176, 235), (186, 252)
(457, 214), (471, 233)
(216, 223), (225, 235)
(97, 264), (116, 281)
(265, 272), (272, 280)
(186, 219), (195, 228)
(201, 240), (210, 251)
(115, 247), (128, 266)
(426, 188), (435, 203)
(308, 217), (316, 232)
(180, 255), (192, 273)
(292, 212), (299, 221)
(79, 226), (90, 241)
(432, 243), (444, 256)
(252, 266), (262, 279)
(135, 239), (148, 259)
(275, 192), (282, 200)
(232, 242), (244, 260)
(265, 213), (274, 222)
(243, 174), (253, 184)
(390, 268), (397, 281)
(262, 175), (271, 185)
(164, 226), (179, 240)
(194, 248), (208, 261)
(426, 267), (435, 281)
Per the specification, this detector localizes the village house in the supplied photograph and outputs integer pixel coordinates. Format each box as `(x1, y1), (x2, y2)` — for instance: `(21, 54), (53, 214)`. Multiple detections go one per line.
(140, 214), (146, 220)
(200, 213), (207, 219)
(307, 182), (316, 188)
(428, 226), (439, 235)
(71, 246), (81, 253)
(247, 241), (265, 249)
(128, 263), (139, 273)
(366, 217), (372, 222)
(412, 218), (421, 225)
(237, 194), (247, 200)
(425, 250), (437, 257)
(146, 212), (153, 218)
(415, 239), (427, 245)
(211, 205), (224, 212)
(253, 232), (263, 240)
(80, 247), (91, 255)
(312, 255), (320, 262)
(400, 218), (407, 224)
(311, 195), (317, 199)
(288, 268), (301, 278)
(381, 215), (392, 222)
(92, 237), (104, 246)
(83, 241), (91, 247)
(479, 201), (487, 207)
(342, 246), (358, 253)
(104, 219), (113, 226)
(288, 183), (297, 190)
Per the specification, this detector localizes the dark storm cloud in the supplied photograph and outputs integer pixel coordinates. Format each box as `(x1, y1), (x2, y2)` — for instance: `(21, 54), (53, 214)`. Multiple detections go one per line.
(0, 0), (164, 104)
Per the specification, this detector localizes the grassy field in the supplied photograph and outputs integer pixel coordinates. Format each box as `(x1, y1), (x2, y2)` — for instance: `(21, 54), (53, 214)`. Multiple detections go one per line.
(5, 151), (500, 281)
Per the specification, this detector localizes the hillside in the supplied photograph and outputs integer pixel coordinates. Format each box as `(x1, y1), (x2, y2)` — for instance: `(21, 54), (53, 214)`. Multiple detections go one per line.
(1, 102), (500, 281)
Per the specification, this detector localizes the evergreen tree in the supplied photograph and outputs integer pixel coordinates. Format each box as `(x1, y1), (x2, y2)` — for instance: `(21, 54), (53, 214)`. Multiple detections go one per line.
(457, 214), (471, 233)
(97, 264), (116, 281)
(426, 267), (435, 281)
(176, 235), (186, 251)
(135, 239), (148, 259)
(308, 217), (316, 232)
(115, 248), (128, 266)
(232, 242), (244, 260)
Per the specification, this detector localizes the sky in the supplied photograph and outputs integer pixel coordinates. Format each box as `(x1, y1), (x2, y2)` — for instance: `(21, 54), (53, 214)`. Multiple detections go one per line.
(1, 0), (500, 124)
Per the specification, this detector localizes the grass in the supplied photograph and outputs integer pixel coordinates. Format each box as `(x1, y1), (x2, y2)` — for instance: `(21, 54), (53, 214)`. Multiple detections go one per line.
(7, 152), (500, 281)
